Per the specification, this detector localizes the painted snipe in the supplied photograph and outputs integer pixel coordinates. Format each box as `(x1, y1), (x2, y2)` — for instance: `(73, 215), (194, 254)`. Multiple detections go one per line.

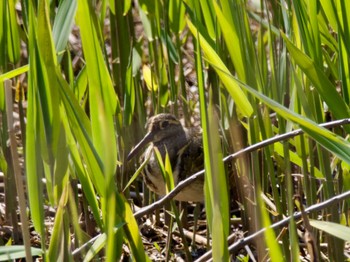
(127, 113), (205, 202)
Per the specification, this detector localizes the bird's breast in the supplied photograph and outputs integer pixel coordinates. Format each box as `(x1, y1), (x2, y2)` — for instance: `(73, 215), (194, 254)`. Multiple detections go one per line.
(143, 145), (168, 196)
(142, 138), (204, 202)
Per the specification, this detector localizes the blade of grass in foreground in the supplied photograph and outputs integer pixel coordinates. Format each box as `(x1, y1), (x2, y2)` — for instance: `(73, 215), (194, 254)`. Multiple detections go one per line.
(52, 0), (77, 62)
(212, 1), (246, 81)
(309, 220), (350, 242)
(0, 65), (29, 83)
(26, 1), (53, 249)
(0, 246), (42, 261)
(76, 0), (118, 146)
(34, 0), (63, 205)
(76, 0), (118, 196)
(195, 17), (229, 260)
(258, 191), (283, 260)
(58, 85), (103, 228)
(58, 73), (104, 224)
(187, 18), (253, 117)
(48, 185), (70, 261)
(6, 0), (21, 64)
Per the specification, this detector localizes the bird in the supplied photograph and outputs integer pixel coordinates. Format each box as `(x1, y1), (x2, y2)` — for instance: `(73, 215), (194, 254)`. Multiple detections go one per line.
(127, 113), (205, 202)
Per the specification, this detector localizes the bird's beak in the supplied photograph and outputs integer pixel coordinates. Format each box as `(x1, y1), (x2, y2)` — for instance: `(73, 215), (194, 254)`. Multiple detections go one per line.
(127, 131), (154, 161)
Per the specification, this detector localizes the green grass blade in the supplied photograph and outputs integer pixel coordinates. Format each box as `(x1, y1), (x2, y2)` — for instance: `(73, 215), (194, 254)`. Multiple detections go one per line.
(76, 0), (118, 117)
(319, 0), (337, 30)
(195, 19), (229, 260)
(48, 186), (70, 261)
(122, 58), (135, 126)
(115, 194), (150, 262)
(0, 246), (42, 260)
(110, 1), (133, 104)
(6, 0), (21, 64)
(83, 233), (107, 262)
(199, 0), (216, 40)
(60, 105), (103, 228)
(310, 220), (350, 242)
(74, 65), (88, 101)
(0, 65), (29, 82)
(76, 0), (119, 195)
(52, 0), (77, 62)
(58, 72), (105, 198)
(187, 19), (253, 117)
(258, 191), (283, 260)
(238, 79), (350, 164)
(26, 68), (45, 242)
(336, 1), (350, 104)
(123, 156), (149, 192)
(274, 142), (323, 178)
(36, 0), (70, 204)
(168, 0), (186, 33)
(282, 32), (350, 127)
(97, 99), (119, 262)
(25, 2), (48, 245)
(0, 0), (5, 68)
(213, 1), (246, 81)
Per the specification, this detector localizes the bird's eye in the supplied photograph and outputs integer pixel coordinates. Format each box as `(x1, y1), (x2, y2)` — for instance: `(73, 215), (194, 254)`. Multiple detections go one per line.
(160, 120), (169, 129)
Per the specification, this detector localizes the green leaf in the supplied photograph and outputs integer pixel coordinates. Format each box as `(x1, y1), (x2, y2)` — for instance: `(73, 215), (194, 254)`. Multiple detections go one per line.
(258, 192), (283, 260)
(34, 0), (70, 206)
(0, 65), (29, 83)
(195, 25), (229, 261)
(187, 18), (253, 117)
(213, 1), (245, 81)
(115, 194), (150, 262)
(76, 0), (118, 195)
(199, 0), (216, 40)
(60, 104), (103, 228)
(237, 79), (350, 165)
(123, 157), (149, 192)
(143, 64), (158, 91)
(0, 246), (42, 260)
(0, 0), (6, 68)
(319, 0), (337, 30)
(58, 72), (105, 197)
(26, 2), (47, 242)
(154, 147), (174, 193)
(6, 0), (21, 63)
(282, 32), (350, 130)
(48, 186), (69, 261)
(168, 0), (186, 33)
(83, 233), (107, 262)
(52, 0), (77, 62)
(310, 220), (350, 241)
(76, 1), (118, 116)
(274, 142), (323, 178)
(123, 56), (135, 126)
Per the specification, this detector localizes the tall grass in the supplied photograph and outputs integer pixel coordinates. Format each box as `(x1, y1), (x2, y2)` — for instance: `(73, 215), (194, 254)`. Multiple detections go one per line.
(1, 0), (350, 261)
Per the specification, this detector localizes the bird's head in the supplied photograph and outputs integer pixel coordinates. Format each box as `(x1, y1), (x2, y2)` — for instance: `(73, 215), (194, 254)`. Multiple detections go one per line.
(127, 114), (184, 161)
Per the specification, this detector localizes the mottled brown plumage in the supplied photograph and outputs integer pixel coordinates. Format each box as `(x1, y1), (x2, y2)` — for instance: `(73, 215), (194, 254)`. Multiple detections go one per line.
(127, 114), (204, 202)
